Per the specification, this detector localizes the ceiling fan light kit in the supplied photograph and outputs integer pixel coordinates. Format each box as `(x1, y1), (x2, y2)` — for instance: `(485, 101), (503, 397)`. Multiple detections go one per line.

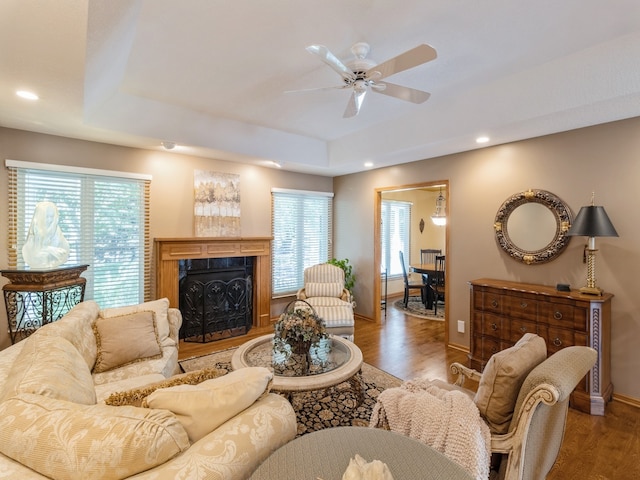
(298, 42), (437, 118)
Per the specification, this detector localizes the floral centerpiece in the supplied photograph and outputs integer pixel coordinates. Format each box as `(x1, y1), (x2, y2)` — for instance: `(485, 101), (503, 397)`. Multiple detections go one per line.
(273, 300), (327, 356)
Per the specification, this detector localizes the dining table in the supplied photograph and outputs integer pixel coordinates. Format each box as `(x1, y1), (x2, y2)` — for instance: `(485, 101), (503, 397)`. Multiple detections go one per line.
(410, 263), (439, 309)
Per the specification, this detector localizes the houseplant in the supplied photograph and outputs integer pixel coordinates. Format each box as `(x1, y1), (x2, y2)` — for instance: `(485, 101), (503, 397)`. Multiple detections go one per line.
(327, 258), (355, 297)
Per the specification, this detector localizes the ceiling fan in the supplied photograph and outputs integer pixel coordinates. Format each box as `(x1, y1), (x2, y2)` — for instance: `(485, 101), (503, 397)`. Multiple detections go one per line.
(290, 42), (437, 118)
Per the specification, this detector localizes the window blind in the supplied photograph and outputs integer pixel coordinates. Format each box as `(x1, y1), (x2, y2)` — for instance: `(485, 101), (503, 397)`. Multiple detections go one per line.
(271, 188), (333, 296)
(6, 162), (151, 307)
(381, 199), (412, 276)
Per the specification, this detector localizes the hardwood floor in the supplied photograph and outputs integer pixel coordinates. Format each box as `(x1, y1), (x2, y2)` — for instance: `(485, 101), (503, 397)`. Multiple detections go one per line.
(179, 299), (640, 479)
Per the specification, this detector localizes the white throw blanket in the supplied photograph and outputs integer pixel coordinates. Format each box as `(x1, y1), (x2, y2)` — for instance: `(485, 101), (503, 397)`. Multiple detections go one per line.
(370, 379), (491, 480)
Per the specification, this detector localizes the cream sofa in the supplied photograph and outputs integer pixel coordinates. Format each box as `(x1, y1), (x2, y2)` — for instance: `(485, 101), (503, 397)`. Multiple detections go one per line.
(0, 299), (297, 480)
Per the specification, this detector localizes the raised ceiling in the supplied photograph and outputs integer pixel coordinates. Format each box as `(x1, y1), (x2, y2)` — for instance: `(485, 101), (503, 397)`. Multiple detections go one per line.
(1, 0), (640, 176)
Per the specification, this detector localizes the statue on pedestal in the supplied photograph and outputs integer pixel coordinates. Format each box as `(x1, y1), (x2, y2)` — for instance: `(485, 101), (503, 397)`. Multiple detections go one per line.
(22, 202), (70, 269)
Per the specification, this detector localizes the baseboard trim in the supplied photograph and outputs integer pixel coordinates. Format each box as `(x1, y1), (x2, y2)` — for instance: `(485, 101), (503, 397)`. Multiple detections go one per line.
(613, 392), (640, 409)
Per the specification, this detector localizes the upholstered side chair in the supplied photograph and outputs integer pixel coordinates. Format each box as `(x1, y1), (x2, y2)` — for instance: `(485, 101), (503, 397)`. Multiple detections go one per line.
(296, 263), (355, 341)
(373, 333), (597, 480)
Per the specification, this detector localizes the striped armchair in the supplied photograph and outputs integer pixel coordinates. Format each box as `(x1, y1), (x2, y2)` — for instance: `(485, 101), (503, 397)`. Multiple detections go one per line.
(296, 263), (355, 341)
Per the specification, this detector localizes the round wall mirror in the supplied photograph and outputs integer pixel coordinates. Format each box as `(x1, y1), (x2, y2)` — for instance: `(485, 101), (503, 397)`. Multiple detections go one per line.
(494, 189), (573, 265)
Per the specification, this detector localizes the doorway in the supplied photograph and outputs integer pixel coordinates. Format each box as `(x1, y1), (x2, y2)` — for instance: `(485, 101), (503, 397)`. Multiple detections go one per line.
(374, 181), (449, 342)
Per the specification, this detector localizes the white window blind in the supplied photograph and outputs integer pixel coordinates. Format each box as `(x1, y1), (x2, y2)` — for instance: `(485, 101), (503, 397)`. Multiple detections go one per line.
(381, 199), (412, 276)
(271, 188), (333, 296)
(6, 161), (151, 307)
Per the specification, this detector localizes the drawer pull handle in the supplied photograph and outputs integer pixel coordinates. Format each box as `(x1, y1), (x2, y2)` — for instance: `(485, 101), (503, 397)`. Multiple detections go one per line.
(519, 326), (527, 333)
(520, 301), (528, 308)
(491, 323), (498, 331)
(491, 346), (498, 353)
(553, 337), (562, 347)
(554, 311), (563, 320)
(491, 300), (498, 308)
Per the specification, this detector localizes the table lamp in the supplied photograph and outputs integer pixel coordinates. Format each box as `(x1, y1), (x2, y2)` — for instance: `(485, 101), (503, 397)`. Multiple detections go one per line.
(566, 194), (618, 295)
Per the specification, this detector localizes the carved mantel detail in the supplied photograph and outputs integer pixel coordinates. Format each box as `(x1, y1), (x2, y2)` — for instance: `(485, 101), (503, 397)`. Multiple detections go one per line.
(154, 238), (272, 328)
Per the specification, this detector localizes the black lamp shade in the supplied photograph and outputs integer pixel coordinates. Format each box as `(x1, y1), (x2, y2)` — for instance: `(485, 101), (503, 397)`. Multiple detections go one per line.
(567, 206), (618, 237)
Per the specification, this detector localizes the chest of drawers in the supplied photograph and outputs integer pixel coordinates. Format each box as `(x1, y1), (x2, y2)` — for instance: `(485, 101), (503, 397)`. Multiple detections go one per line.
(469, 278), (612, 415)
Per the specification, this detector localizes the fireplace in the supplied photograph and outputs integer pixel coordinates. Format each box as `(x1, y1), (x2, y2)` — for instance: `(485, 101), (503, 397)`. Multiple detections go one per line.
(155, 237), (272, 329)
(179, 257), (253, 342)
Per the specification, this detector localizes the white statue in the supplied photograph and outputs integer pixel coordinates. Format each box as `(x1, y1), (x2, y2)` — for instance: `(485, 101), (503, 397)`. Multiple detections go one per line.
(22, 201), (70, 269)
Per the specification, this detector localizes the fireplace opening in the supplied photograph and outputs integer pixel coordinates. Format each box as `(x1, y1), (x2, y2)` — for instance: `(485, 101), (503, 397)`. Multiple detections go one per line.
(178, 257), (253, 343)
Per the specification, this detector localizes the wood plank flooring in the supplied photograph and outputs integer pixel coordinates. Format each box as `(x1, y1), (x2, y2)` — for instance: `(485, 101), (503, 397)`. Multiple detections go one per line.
(179, 299), (639, 479)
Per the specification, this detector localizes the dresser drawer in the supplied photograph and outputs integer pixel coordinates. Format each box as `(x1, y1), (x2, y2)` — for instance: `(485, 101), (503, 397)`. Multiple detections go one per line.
(473, 335), (510, 365)
(478, 312), (504, 338)
(505, 294), (538, 322)
(509, 318), (538, 343)
(539, 326), (589, 354)
(540, 303), (587, 332)
(475, 288), (505, 314)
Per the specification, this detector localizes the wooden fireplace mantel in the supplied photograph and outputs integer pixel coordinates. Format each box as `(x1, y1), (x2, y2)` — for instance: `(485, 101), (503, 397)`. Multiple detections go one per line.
(154, 237), (272, 327)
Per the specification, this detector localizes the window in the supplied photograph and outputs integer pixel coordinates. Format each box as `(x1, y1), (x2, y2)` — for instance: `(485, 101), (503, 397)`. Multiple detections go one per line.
(381, 199), (412, 276)
(6, 160), (151, 308)
(271, 188), (333, 296)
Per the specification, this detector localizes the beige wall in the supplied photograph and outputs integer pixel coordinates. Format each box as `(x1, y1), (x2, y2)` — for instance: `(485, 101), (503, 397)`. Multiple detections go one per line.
(0, 127), (332, 348)
(2, 116), (639, 403)
(334, 116), (640, 403)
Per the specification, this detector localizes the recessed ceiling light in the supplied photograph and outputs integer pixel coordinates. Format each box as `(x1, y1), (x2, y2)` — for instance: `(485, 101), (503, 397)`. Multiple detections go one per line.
(16, 90), (38, 100)
(476, 136), (490, 144)
(364, 161), (374, 168)
(161, 141), (176, 150)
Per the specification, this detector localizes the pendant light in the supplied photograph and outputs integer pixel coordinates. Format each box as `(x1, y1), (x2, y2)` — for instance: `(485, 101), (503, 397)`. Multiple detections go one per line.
(431, 187), (446, 226)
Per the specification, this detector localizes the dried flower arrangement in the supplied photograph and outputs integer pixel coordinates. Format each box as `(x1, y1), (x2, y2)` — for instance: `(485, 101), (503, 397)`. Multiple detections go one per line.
(273, 300), (327, 355)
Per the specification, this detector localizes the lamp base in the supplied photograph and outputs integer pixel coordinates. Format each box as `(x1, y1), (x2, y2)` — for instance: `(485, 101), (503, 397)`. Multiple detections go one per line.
(579, 285), (603, 296)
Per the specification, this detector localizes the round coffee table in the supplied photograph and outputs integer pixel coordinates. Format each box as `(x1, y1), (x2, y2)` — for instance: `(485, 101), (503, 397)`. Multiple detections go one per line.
(249, 426), (475, 479)
(231, 334), (363, 397)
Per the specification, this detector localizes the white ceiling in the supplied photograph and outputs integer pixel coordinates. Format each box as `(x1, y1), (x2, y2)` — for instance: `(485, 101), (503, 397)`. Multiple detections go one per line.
(2, 0), (640, 177)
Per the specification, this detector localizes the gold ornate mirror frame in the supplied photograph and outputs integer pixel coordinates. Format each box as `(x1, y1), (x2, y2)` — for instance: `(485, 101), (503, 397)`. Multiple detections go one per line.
(494, 189), (573, 265)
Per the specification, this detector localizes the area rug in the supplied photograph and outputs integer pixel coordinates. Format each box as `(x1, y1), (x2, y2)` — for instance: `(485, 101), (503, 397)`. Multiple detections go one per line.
(179, 348), (402, 436)
(393, 297), (445, 320)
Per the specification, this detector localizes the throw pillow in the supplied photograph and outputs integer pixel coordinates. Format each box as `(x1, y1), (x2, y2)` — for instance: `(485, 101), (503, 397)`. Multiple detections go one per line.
(99, 298), (173, 347)
(104, 368), (228, 406)
(143, 367), (273, 442)
(93, 311), (162, 374)
(0, 393), (189, 480)
(305, 282), (344, 298)
(0, 334), (96, 405)
(474, 333), (547, 434)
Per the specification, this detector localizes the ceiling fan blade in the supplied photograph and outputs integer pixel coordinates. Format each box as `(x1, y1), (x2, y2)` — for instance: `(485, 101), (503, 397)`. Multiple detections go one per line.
(368, 44), (437, 81)
(373, 82), (431, 104)
(343, 89), (367, 118)
(284, 84), (347, 94)
(306, 45), (355, 81)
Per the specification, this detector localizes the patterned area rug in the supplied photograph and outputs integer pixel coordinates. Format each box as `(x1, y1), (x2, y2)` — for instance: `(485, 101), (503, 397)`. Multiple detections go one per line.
(393, 297), (445, 321)
(179, 347), (402, 436)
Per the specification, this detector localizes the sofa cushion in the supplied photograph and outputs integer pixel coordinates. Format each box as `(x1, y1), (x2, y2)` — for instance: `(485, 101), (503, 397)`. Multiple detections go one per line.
(143, 367), (273, 442)
(305, 282), (344, 298)
(93, 311), (162, 374)
(0, 334), (96, 405)
(104, 368), (228, 407)
(34, 300), (99, 369)
(99, 298), (173, 347)
(0, 393), (189, 480)
(474, 333), (547, 434)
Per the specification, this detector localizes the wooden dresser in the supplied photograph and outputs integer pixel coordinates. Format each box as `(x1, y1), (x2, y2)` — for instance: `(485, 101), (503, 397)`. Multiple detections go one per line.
(469, 278), (612, 415)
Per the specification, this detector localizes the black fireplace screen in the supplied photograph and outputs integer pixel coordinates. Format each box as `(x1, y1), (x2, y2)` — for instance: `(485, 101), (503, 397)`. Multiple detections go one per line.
(178, 257), (253, 342)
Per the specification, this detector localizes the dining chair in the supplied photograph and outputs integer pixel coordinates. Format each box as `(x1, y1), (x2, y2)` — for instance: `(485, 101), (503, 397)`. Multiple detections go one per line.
(432, 255), (445, 315)
(399, 251), (428, 308)
(419, 249), (442, 285)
